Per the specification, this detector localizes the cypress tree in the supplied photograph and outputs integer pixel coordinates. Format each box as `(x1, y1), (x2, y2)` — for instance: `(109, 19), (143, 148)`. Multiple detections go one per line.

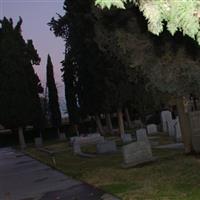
(46, 54), (62, 137)
(49, 0), (133, 137)
(0, 17), (43, 148)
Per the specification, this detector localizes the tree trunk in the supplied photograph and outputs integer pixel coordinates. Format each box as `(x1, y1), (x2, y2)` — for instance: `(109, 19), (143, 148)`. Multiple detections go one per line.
(176, 97), (193, 153)
(95, 114), (104, 135)
(105, 113), (113, 134)
(18, 127), (26, 149)
(124, 107), (132, 128)
(74, 124), (79, 136)
(57, 128), (60, 136)
(117, 108), (125, 138)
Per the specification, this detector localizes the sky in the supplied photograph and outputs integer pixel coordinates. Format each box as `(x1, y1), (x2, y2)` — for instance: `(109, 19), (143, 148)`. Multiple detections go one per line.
(1, 0), (67, 113)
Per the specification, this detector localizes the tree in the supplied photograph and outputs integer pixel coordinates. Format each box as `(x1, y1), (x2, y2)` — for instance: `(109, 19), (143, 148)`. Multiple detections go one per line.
(49, 0), (136, 137)
(0, 17), (43, 148)
(46, 54), (62, 138)
(95, 0), (200, 45)
(49, 1), (81, 135)
(62, 52), (80, 135)
(94, 4), (200, 153)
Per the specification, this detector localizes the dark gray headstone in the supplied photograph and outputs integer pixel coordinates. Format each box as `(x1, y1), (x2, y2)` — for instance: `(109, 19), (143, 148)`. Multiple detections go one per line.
(97, 141), (117, 154)
(59, 133), (66, 141)
(34, 137), (43, 148)
(73, 143), (81, 154)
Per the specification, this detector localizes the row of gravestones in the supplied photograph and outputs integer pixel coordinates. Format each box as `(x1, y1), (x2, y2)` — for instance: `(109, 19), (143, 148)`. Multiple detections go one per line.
(121, 124), (158, 144)
(71, 134), (117, 155)
(161, 110), (182, 142)
(71, 131), (155, 167)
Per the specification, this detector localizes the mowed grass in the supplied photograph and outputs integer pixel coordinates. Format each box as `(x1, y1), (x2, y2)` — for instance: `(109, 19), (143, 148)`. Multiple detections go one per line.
(26, 136), (200, 200)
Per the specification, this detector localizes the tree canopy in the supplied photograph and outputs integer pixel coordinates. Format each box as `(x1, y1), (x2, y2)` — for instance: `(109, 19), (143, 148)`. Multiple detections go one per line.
(95, 0), (200, 45)
(0, 17), (43, 129)
(49, 0), (132, 118)
(94, 5), (200, 97)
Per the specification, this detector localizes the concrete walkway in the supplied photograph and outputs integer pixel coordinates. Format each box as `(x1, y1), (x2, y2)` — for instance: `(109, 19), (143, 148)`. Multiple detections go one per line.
(0, 147), (120, 200)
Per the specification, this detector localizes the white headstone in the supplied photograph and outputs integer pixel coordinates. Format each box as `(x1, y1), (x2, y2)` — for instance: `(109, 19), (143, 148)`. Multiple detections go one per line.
(174, 117), (182, 142)
(147, 124), (158, 135)
(161, 110), (174, 136)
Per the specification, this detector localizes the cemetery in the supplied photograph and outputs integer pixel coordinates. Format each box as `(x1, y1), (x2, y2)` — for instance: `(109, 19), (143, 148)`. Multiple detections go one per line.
(2, 0), (200, 199)
(26, 109), (200, 199)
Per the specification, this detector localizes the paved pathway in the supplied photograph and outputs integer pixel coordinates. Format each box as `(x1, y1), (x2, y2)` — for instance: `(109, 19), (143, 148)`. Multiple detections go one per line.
(0, 147), (120, 200)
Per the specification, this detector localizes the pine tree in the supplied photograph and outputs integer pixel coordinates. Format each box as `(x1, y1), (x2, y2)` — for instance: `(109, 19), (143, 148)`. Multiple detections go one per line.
(0, 17), (43, 148)
(46, 54), (62, 138)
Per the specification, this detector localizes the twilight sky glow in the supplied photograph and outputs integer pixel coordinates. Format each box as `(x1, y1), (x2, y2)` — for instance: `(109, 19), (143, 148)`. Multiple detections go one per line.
(1, 0), (67, 113)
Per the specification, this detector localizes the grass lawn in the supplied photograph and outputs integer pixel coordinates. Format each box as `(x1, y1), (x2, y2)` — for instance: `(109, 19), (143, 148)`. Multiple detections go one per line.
(26, 135), (200, 200)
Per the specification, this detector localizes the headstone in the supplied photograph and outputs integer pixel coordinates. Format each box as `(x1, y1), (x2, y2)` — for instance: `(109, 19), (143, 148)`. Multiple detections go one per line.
(70, 134), (104, 145)
(161, 110), (174, 136)
(133, 120), (143, 129)
(96, 140), (117, 154)
(59, 133), (66, 141)
(72, 134), (105, 155)
(174, 117), (182, 142)
(0, 124), (4, 130)
(136, 129), (147, 139)
(70, 136), (77, 144)
(122, 141), (154, 167)
(73, 143), (81, 154)
(170, 119), (176, 138)
(122, 133), (132, 143)
(136, 129), (149, 143)
(89, 133), (101, 137)
(34, 137), (43, 148)
(146, 124), (158, 135)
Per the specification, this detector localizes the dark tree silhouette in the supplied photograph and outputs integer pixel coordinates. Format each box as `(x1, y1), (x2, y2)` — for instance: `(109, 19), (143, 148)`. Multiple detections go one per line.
(46, 54), (62, 137)
(0, 17), (43, 148)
